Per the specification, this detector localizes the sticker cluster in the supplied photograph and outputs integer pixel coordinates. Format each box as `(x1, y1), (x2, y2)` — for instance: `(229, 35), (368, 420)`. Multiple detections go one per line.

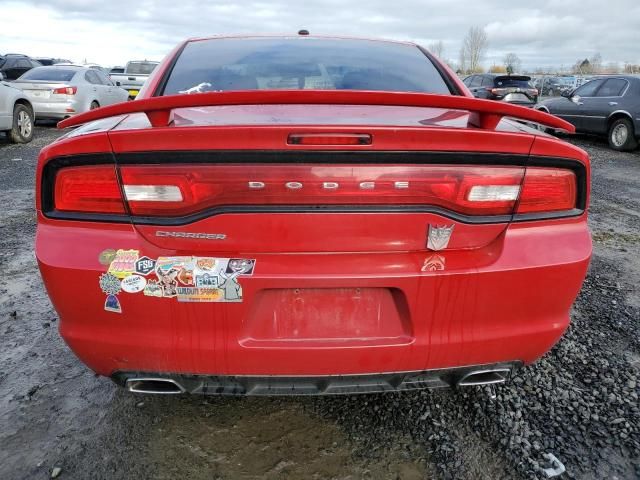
(98, 249), (255, 313)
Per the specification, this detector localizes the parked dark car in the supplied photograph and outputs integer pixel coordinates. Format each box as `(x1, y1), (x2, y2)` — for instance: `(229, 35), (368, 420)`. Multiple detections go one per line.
(535, 76), (574, 96)
(536, 76), (640, 151)
(33, 57), (72, 66)
(463, 74), (538, 107)
(0, 54), (41, 81)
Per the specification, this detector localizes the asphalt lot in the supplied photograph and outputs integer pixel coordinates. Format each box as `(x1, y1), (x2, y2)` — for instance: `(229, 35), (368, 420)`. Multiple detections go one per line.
(0, 125), (638, 480)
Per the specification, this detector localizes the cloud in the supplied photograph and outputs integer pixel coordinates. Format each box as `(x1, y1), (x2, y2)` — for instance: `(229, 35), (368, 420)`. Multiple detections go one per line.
(1, 0), (639, 68)
(485, 15), (584, 44)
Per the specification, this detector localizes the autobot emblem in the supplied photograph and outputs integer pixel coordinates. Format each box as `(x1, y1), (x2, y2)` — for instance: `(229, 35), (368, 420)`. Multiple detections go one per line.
(427, 224), (454, 251)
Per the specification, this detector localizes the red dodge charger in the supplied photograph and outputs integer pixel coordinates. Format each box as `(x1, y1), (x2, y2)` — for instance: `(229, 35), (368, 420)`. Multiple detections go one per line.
(36, 35), (591, 395)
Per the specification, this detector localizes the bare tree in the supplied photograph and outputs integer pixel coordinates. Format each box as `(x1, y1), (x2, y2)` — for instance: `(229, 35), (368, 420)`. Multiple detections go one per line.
(589, 53), (602, 74)
(503, 52), (521, 74)
(462, 26), (488, 73)
(458, 46), (467, 74)
(573, 58), (591, 74)
(624, 62), (639, 74)
(427, 40), (445, 59)
(604, 62), (621, 74)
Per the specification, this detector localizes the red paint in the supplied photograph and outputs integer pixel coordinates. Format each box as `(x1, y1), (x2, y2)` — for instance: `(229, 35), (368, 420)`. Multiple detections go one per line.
(36, 36), (591, 382)
(57, 89), (575, 132)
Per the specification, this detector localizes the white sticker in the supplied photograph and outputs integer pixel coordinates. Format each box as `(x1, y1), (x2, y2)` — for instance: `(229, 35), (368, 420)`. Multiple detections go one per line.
(121, 274), (147, 293)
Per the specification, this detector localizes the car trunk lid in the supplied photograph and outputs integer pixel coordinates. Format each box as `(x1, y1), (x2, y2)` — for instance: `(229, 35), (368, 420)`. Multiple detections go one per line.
(493, 76), (538, 104)
(104, 104), (536, 254)
(14, 81), (73, 102)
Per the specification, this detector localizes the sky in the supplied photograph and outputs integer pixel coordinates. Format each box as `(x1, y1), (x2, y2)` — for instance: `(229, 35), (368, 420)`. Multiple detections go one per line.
(1, 0), (639, 70)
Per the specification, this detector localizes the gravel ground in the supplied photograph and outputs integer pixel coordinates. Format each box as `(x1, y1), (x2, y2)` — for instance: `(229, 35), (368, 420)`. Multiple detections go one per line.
(0, 126), (638, 479)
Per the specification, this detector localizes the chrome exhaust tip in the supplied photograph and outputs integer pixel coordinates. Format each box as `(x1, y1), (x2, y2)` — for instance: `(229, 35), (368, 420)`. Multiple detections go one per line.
(125, 377), (185, 394)
(456, 368), (511, 387)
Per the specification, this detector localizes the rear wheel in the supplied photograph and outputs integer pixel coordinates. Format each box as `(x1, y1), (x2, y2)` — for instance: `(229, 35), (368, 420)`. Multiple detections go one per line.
(9, 104), (34, 143)
(90, 101), (100, 110)
(608, 118), (638, 152)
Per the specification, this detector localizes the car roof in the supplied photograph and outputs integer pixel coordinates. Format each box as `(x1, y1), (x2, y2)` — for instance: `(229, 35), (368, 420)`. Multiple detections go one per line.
(582, 75), (640, 82)
(50, 63), (92, 69)
(30, 64), (85, 71)
(186, 33), (417, 47)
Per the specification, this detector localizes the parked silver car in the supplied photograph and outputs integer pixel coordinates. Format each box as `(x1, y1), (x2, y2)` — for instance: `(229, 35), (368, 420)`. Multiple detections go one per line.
(0, 80), (34, 143)
(12, 65), (128, 120)
(110, 60), (159, 99)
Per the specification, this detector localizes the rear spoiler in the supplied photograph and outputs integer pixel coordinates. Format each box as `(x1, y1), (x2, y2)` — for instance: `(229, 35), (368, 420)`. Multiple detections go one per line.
(57, 90), (575, 133)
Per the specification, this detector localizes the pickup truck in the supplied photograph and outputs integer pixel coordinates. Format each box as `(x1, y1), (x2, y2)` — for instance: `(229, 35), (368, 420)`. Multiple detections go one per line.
(110, 60), (159, 99)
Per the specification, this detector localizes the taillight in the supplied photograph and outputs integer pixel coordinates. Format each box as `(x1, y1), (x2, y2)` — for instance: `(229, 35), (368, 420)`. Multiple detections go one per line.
(54, 165), (126, 214)
(119, 164), (526, 217)
(48, 163), (579, 219)
(52, 86), (77, 95)
(516, 167), (576, 213)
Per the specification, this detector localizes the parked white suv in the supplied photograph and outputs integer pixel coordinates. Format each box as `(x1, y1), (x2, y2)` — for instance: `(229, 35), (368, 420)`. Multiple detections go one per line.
(0, 76), (34, 143)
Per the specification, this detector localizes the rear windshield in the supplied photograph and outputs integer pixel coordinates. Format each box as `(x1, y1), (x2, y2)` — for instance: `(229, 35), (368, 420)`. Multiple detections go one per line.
(494, 77), (533, 88)
(19, 67), (78, 81)
(162, 37), (452, 95)
(127, 62), (158, 75)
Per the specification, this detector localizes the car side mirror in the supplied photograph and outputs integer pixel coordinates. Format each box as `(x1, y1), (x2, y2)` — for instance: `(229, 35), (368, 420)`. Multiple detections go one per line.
(561, 90), (572, 98)
(115, 81), (121, 86)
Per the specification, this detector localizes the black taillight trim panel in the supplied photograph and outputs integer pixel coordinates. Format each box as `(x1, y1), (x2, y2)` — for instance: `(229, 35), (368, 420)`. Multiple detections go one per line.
(41, 150), (587, 225)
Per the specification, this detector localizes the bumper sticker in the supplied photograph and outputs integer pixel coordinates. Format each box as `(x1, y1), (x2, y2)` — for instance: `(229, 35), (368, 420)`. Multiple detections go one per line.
(99, 273), (122, 296)
(143, 280), (163, 297)
(104, 294), (122, 313)
(98, 249), (117, 266)
(177, 268), (194, 286)
(121, 275), (147, 293)
(195, 273), (218, 287)
(99, 252), (255, 306)
(108, 249), (139, 278)
(135, 256), (156, 276)
(156, 267), (179, 298)
(176, 286), (223, 302)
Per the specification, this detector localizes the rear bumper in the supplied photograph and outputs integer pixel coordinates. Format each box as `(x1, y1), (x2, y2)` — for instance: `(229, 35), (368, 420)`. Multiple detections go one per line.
(503, 100), (537, 108)
(113, 361), (522, 395)
(32, 100), (79, 119)
(36, 217), (591, 379)
(0, 114), (12, 131)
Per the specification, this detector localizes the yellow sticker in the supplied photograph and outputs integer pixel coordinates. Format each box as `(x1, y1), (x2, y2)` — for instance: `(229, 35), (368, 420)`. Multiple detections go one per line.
(176, 287), (224, 303)
(108, 249), (139, 279)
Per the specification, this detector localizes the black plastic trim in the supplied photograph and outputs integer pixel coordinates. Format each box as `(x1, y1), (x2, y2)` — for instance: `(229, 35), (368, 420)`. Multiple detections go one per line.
(115, 150), (530, 166)
(130, 205), (514, 226)
(153, 41), (188, 97)
(416, 45), (462, 96)
(112, 361), (522, 396)
(41, 150), (587, 225)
